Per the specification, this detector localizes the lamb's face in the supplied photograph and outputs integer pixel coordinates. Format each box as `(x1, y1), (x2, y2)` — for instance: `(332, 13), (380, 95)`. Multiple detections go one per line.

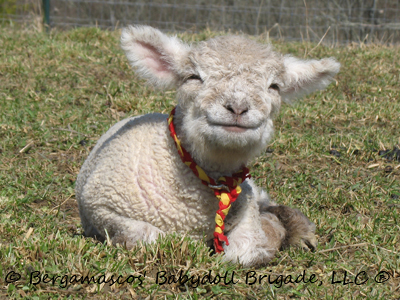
(176, 36), (284, 153)
(121, 25), (340, 172)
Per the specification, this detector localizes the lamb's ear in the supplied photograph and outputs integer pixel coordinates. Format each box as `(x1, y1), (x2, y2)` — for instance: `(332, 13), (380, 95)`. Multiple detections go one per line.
(281, 56), (340, 102)
(121, 25), (190, 88)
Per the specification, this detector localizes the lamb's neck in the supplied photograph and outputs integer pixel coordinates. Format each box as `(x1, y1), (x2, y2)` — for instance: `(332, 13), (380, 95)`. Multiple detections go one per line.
(191, 148), (250, 178)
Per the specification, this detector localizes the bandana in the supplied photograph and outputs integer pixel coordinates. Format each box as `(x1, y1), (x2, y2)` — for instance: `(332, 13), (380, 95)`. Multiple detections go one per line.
(167, 107), (250, 253)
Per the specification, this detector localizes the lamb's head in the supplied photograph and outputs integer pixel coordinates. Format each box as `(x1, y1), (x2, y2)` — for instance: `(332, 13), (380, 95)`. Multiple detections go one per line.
(121, 25), (340, 173)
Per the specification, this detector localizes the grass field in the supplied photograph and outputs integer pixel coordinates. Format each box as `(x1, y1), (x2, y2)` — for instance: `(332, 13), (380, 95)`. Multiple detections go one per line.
(0, 26), (399, 299)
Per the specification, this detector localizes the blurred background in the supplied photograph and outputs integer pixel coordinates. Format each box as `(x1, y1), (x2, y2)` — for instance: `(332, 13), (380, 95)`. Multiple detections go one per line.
(1, 0), (400, 44)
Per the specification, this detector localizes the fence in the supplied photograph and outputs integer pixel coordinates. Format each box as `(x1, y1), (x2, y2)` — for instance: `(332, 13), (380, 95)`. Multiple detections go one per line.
(1, 0), (400, 44)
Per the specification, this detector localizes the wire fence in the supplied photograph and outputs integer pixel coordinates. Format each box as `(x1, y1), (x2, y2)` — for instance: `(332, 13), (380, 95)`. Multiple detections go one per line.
(1, 0), (400, 44)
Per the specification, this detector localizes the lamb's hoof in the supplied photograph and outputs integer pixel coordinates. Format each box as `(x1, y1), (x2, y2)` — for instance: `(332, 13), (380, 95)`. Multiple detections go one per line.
(262, 205), (317, 251)
(299, 230), (317, 252)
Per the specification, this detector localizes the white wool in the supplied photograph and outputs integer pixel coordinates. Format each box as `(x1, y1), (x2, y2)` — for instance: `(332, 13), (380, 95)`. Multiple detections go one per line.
(76, 25), (340, 267)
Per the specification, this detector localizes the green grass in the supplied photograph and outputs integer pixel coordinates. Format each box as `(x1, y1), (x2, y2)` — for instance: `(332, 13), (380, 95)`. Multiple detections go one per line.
(0, 26), (399, 299)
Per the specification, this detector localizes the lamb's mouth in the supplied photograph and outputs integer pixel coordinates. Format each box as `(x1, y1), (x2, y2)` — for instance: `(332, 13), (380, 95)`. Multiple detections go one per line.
(222, 125), (249, 133)
(210, 123), (257, 133)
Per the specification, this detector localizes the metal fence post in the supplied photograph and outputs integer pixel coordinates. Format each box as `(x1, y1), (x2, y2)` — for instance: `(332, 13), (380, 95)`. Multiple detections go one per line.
(43, 0), (50, 31)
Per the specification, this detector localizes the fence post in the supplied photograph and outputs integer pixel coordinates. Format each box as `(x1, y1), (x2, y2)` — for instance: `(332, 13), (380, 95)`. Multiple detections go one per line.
(43, 0), (50, 31)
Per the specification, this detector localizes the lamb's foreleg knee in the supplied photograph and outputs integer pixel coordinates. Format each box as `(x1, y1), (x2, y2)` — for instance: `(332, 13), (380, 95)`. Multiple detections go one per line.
(223, 208), (286, 267)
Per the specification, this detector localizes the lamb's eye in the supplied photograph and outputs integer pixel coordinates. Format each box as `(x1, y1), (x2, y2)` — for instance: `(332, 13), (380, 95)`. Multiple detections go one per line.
(185, 74), (202, 82)
(269, 83), (280, 93)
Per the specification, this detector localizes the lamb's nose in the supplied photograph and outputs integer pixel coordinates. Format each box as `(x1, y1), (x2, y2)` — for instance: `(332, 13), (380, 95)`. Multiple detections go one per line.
(225, 103), (249, 115)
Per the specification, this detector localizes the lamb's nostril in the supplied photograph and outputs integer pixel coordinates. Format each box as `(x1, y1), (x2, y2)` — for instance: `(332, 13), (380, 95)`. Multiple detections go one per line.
(225, 104), (249, 115)
(226, 105), (235, 114)
(240, 107), (249, 115)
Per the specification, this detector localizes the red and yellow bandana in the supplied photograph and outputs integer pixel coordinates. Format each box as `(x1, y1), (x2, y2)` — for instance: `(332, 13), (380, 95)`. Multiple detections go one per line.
(167, 107), (251, 253)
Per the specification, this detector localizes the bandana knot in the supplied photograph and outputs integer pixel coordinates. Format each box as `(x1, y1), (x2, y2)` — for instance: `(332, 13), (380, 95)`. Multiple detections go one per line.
(167, 107), (251, 253)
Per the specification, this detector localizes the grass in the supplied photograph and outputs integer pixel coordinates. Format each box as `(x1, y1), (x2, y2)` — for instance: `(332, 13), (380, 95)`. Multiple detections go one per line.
(0, 25), (399, 299)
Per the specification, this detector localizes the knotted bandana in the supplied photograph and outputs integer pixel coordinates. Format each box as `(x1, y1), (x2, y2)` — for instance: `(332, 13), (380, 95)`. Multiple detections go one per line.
(167, 107), (251, 253)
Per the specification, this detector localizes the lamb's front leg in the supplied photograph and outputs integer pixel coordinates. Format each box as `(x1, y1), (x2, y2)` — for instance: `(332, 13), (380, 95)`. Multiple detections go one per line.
(262, 205), (317, 251)
(223, 200), (286, 267)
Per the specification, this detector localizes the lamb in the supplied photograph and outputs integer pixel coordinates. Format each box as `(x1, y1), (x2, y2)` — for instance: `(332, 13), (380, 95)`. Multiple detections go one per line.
(76, 25), (340, 267)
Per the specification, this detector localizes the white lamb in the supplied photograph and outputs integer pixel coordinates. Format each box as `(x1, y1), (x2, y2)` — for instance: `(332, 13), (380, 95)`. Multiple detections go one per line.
(76, 25), (340, 267)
